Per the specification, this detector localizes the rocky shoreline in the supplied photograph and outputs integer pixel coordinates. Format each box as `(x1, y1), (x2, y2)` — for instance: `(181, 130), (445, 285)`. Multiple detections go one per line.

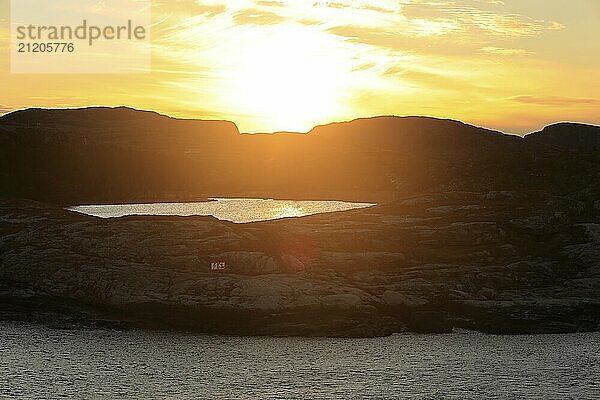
(1, 191), (599, 337)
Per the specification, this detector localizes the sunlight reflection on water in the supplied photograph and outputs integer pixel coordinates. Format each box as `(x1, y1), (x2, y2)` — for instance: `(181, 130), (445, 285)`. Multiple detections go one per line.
(274, 205), (304, 219)
(68, 198), (375, 223)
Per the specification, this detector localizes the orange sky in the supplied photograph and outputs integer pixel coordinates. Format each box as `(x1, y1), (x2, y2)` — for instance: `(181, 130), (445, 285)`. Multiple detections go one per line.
(1, 0), (599, 134)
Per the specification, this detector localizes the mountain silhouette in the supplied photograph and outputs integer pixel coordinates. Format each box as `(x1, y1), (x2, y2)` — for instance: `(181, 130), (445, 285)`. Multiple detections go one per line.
(525, 122), (600, 150)
(1, 107), (598, 204)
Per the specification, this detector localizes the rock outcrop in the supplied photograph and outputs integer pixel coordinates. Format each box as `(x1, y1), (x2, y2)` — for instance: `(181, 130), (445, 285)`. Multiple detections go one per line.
(1, 190), (599, 336)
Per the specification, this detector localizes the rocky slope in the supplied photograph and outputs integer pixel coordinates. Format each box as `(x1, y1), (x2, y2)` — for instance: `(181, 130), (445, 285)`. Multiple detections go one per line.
(1, 191), (599, 336)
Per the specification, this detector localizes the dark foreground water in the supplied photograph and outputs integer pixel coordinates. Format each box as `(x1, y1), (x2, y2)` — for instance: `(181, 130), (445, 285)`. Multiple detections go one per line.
(1, 323), (599, 399)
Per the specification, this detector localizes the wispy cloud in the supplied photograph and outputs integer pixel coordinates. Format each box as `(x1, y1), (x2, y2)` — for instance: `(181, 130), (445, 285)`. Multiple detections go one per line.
(255, 1), (287, 8)
(479, 47), (535, 56)
(153, 0), (227, 17)
(323, 0), (564, 61)
(233, 8), (286, 25)
(510, 96), (600, 107)
(402, 1), (564, 38)
(0, 104), (13, 114)
(383, 66), (483, 93)
(298, 18), (324, 26)
(352, 62), (377, 72)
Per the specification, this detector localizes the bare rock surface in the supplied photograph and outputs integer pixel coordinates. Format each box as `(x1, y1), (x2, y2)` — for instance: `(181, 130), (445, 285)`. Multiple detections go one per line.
(1, 190), (599, 336)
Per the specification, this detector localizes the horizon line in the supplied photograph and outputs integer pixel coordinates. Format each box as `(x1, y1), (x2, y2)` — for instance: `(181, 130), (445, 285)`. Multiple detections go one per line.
(1, 105), (599, 137)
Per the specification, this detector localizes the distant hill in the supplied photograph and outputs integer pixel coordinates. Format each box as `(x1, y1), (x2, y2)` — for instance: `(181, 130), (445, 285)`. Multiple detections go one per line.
(0, 107), (240, 203)
(0, 107), (239, 148)
(0, 107), (167, 125)
(525, 122), (600, 150)
(1, 107), (599, 204)
(307, 116), (523, 161)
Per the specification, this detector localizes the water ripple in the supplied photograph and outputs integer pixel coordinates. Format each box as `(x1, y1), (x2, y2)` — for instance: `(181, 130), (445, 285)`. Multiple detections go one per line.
(1, 323), (599, 399)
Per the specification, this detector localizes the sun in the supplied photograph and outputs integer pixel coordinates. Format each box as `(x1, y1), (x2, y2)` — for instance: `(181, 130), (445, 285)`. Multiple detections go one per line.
(222, 25), (349, 132)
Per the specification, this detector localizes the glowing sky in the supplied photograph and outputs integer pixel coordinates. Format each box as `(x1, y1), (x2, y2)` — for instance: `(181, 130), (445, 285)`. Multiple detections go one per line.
(0, 0), (599, 133)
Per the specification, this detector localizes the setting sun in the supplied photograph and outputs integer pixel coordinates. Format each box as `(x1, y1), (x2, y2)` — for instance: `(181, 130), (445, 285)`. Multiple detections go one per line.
(222, 26), (349, 132)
